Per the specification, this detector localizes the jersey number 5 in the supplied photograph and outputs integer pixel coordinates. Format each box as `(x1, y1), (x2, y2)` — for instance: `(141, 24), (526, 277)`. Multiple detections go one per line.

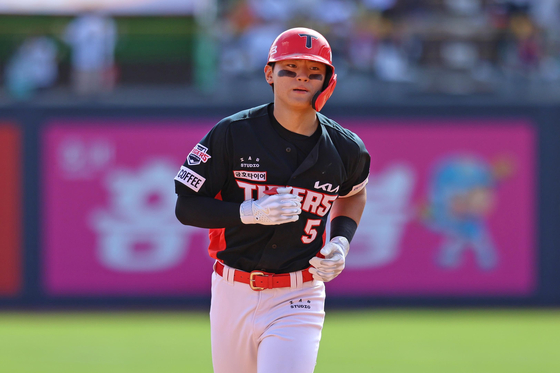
(302, 219), (321, 244)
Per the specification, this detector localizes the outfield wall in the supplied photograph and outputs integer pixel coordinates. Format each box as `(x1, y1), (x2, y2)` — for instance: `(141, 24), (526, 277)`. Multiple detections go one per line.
(1, 103), (559, 308)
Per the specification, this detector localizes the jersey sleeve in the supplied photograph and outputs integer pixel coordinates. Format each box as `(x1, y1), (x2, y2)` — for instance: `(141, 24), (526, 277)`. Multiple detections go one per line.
(174, 119), (232, 198)
(338, 134), (370, 198)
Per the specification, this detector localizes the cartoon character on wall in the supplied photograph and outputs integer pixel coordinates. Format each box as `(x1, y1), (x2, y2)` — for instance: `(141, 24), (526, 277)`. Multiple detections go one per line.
(421, 154), (513, 270)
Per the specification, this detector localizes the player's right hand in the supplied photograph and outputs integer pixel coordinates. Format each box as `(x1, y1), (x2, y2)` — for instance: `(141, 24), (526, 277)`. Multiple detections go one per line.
(240, 187), (302, 225)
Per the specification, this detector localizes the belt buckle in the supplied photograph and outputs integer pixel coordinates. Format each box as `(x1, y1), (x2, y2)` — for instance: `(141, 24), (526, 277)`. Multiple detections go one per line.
(249, 271), (266, 291)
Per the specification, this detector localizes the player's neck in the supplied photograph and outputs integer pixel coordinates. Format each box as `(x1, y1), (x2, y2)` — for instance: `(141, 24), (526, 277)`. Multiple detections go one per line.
(273, 105), (318, 136)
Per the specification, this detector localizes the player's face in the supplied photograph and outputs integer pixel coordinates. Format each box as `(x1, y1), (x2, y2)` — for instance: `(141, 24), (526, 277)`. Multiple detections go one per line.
(265, 59), (327, 110)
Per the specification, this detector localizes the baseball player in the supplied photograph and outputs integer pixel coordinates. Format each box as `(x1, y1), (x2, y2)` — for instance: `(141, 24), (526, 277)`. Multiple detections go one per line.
(174, 27), (370, 373)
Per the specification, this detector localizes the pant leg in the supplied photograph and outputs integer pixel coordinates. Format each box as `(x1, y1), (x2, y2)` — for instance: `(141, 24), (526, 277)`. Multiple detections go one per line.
(256, 281), (326, 373)
(210, 271), (260, 373)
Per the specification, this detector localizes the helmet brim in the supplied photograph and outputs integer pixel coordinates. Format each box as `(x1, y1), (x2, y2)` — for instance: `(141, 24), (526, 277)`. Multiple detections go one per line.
(268, 53), (334, 69)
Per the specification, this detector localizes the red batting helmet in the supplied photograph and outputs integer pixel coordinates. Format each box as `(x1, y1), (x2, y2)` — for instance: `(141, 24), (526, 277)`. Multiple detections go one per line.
(266, 27), (337, 112)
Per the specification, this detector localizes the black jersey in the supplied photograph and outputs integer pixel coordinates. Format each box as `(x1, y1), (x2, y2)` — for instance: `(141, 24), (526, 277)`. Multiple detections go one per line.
(175, 103), (370, 273)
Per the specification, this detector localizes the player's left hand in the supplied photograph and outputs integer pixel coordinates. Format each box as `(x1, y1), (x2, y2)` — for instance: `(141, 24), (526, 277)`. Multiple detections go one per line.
(308, 236), (349, 282)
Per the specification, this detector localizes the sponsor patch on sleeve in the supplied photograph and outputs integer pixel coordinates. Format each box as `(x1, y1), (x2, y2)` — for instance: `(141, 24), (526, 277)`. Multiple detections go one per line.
(233, 170), (267, 182)
(174, 166), (206, 192)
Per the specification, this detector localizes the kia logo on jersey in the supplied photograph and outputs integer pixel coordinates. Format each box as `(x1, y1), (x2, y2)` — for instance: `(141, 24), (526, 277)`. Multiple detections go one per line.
(314, 181), (339, 193)
(187, 143), (211, 166)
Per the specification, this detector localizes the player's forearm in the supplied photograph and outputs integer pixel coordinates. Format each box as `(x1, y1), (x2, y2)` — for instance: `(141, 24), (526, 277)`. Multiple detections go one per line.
(175, 194), (241, 228)
(330, 188), (367, 225)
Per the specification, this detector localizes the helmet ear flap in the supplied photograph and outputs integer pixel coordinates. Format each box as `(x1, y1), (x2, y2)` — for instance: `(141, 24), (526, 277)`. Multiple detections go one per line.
(312, 73), (337, 112)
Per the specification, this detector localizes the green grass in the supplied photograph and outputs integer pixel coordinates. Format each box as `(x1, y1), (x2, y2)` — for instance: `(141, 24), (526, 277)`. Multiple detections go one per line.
(318, 309), (560, 373)
(0, 309), (559, 372)
(0, 312), (212, 373)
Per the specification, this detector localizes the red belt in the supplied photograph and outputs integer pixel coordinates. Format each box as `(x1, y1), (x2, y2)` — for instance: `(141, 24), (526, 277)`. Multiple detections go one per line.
(215, 261), (314, 291)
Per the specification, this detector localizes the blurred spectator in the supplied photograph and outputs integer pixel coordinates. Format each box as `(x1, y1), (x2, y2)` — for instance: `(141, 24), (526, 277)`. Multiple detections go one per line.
(308, 0), (357, 77)
(63, 12), (118, 96)
(347, 10), (378, 72)
(347, 2), (414, 82)
(218, 0), (287, 77)
(496, 0), (560, 81)
(4, 34), (59, 100)
(510, 12), (541, 74)
(531, 0), (560, 81)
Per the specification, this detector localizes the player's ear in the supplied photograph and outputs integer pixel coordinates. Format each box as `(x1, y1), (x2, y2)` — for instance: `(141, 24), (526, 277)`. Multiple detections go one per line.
(264, 64), (274, 85)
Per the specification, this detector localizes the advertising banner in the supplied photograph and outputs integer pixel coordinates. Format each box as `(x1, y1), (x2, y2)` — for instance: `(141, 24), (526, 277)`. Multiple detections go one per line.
(44, 121), (218, 296)
(331, 120), (536, 296)
(44, 119), (536, 297)
(0, 123), (22, 296)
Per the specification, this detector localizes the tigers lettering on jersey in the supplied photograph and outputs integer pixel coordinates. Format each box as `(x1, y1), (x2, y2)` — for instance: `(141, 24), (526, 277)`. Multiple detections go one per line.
(236, 180), (338, 217)
(175, 166), (206, 192)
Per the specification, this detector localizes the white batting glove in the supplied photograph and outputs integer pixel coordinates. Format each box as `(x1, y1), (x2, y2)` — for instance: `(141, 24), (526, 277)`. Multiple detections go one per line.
(240, 187), (302, 225)
(309, 236), (350, 282)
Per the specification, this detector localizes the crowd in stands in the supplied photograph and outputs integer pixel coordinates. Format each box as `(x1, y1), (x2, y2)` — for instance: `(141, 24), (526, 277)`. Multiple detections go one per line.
(215, 0), (560, 93)
(2, 0), (560, 100)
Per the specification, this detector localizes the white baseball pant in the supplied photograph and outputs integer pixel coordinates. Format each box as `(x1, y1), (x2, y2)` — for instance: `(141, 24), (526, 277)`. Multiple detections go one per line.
(210, 263), (326, 373)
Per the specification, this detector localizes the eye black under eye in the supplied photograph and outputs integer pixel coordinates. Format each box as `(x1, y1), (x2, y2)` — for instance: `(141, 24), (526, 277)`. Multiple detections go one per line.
(278, 70), (297, 78)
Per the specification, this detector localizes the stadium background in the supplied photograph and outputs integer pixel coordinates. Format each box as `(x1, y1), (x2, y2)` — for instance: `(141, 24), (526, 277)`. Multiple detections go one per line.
(0, 1), (560, 372)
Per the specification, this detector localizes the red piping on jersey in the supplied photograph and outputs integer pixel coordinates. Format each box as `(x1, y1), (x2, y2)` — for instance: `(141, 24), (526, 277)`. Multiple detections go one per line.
(208, 192), (227, 259)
